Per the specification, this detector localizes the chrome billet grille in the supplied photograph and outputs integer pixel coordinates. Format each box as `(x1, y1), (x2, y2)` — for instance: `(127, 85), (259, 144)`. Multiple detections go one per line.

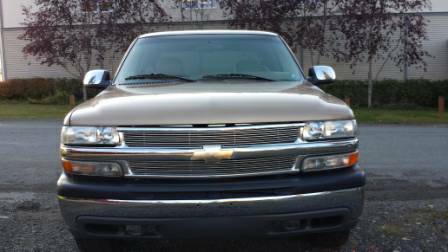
(127, 155), (299, 178)
(120, 124), (301, 148)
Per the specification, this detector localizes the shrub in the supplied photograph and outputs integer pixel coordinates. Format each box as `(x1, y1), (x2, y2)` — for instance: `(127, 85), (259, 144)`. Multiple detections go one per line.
(0, 78), (83, 104)
(0, 78), (447, 107)
(323, 79), (448, 108)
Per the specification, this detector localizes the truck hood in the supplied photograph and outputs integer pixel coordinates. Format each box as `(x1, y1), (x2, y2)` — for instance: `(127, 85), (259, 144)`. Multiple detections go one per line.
(66, 81), (354, 126)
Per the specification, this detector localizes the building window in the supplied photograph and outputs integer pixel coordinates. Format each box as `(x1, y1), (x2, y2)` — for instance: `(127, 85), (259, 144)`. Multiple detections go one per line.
(182, 0), (217, 10)
(81, 0), (114, 13)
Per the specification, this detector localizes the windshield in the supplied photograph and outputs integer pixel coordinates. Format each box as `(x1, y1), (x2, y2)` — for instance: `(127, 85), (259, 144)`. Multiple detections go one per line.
(115, 34), (304, 85)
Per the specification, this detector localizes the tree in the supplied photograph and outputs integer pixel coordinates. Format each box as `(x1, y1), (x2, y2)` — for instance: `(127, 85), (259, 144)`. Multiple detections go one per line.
(20, 0), (168, 100)
(219, 0), (345, 66)
(220, 0), (430, 108)
(338, 0), (430, 108)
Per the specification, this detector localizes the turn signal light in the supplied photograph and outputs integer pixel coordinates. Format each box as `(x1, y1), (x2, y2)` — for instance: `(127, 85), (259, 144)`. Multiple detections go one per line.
(348, 152), (359, 167)
(62, 160), (74, 174)
(302, 151), (359, 172)
(62, 160), (123, 177)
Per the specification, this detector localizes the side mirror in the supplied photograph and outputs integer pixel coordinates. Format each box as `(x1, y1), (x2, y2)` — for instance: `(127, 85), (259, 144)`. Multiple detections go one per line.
(83, 70), (111, 89)
(308, 66), (336, 85)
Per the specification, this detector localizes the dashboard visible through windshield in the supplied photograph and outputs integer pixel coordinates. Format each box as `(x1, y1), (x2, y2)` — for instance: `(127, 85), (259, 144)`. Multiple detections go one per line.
(114, 34), (304, 85)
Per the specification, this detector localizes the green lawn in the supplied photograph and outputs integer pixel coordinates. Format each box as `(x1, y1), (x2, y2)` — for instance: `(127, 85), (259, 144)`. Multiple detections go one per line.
(0, 101), (72, 119)
(354, 108), (448, 124)
(0, 101), (447, 124)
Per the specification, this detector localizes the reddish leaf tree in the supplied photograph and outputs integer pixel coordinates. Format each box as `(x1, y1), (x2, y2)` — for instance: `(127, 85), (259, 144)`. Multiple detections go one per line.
(20, 0), (168, 99)
(337, 0), (430, 107)
(219, 0), (345, 66)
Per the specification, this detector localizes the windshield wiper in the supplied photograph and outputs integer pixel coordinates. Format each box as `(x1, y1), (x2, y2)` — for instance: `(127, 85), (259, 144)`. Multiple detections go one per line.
(200, 73), (274, 82)
(125, 73), (194, 82)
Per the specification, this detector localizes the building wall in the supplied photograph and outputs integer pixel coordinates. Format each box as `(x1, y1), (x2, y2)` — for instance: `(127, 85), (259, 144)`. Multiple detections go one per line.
(2, 29), (75, 79)
(0, 0), (447, 81)
(158, 0), (225, 22)
(2, 0), (42, 28)
(431, 0), (448, 12)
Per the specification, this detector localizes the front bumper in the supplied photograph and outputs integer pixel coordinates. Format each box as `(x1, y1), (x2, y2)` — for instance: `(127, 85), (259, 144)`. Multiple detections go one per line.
(59, 137), (363, 238)
(59, 186), (364, 239)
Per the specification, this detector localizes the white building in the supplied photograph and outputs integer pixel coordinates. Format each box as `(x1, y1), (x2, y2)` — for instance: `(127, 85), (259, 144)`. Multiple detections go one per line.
(0, 0), (447, 81)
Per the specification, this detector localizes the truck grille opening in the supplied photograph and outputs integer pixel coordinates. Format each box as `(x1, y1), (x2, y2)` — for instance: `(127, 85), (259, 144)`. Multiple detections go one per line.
(120, 124), (301, 148)
(127, 155), (299, 178)
(273, 215), (345, 233)
(85, 223), (121, 235)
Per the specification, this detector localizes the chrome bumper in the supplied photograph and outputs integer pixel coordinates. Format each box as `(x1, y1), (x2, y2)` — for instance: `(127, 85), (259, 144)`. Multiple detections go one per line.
(58, 187), (364, 228)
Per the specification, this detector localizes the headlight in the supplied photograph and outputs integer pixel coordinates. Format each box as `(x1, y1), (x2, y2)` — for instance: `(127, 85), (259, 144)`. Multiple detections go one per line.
(61, 126), (120, 146)
(62, 160), (123, 177)
(302, 120), (357, 141)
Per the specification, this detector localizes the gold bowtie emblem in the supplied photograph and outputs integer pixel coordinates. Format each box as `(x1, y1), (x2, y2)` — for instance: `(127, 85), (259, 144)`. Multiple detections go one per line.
(191, 145), (234, 164)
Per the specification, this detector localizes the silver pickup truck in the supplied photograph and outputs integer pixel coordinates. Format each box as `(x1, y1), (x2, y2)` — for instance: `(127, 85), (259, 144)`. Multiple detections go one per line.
(58, 30), (364, 251)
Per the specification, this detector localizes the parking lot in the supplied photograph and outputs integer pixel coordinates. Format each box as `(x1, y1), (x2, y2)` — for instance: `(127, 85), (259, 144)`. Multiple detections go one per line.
(0, 120), (447, 251)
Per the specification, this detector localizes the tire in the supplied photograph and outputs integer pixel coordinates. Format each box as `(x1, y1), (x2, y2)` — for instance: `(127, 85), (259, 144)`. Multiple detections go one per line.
(75, 238), (122, 252)
(304, 230), (351, 248)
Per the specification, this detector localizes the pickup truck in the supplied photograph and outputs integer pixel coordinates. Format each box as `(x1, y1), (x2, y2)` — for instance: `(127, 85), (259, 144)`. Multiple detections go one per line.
(58, 30), (365, 251)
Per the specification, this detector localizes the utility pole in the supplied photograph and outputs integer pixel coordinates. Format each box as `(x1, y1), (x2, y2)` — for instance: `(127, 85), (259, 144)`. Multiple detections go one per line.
(0, 0), (8, 81)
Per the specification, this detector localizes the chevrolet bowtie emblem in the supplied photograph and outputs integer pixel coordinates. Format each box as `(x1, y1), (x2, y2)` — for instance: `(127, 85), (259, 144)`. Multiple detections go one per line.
(191, 145), (233, 164)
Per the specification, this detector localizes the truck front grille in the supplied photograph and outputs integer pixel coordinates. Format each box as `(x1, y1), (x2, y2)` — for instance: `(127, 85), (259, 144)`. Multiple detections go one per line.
(127, 155), (299, 178)
(120, 124), (301, 148)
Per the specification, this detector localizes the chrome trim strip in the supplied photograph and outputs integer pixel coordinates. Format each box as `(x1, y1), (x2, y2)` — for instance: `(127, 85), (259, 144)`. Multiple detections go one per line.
(58, 188), (361, 205)
(61, 139), (358, 161)
(117, 123), (305, 132)
(123, 163), (302, 179)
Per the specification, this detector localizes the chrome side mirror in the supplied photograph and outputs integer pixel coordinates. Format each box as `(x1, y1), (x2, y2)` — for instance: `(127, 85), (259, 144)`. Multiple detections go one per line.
(308, 66), (336, 85)
(83, 70), (111, 89)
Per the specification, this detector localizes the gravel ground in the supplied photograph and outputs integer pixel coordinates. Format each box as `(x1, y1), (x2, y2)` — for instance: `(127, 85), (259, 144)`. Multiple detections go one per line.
(0, 121), (447, 251)
(1, 192), (447, 252)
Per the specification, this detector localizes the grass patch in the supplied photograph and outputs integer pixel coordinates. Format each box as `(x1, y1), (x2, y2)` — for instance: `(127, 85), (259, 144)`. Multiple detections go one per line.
(379, 224), (407, 237)
(412, 208), (448, 222)
(354, 108), (448, 124)
(0, 101), (72, 119)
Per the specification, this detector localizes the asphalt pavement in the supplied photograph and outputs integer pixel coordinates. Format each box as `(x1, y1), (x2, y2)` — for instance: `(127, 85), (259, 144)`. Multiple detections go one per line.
(0, 120), (447, 251)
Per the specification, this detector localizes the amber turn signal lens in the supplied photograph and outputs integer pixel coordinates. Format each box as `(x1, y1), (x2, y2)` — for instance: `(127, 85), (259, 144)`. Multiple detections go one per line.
(62, 160), (73, 174)
(302, 151), (359, 172)
(348, 151), (359, 167)
(61, 159), (123, 177)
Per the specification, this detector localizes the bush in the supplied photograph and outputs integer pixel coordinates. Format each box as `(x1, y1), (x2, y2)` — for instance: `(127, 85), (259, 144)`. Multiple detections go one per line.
(323, 79), (448, 108)
(0, 78), (83, 104)
(0, 78), (447, 108)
